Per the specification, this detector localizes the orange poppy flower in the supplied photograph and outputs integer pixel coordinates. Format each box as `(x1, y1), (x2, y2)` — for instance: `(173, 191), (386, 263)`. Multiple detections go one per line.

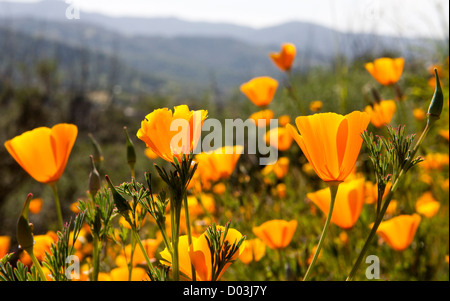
(309, 100), (323, 112)
(413, 108), (426, 121)
(264, 127), (293, 151)
(240, 76), (278, 107)
(4, 123), (78, 184)
(195, 145), (243, 186)
(364, 100), (397, 128)
(278, 115), (291, 127)
(365, 57), (405, 86)
(0, 236), (11, 259)
(415, 191), (440, 218)
(287, 111), (370, 182)
(136, 105), (208, 163)
(28, 198), (44, 215)
(249, 109), (275, 127)
(306, 178), (366, 229)
(439, 129), (449, 141)
(239, 238), (266, 264)
(252, 219), (297, 250)
(374, 214), (421, 251)
(270, 43), (296, 71)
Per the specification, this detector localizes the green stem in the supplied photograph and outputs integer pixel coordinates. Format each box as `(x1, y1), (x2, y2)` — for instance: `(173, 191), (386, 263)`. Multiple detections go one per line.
(184, 193), (196, 281)
(277, 249), (286, 280)
(170, 198), (181, 281)
(92, 234), (100, 281)
(303, 181), (340, 281)
(50, 183), (63, 230)
(26, 248), (47, 281)
(131, 228), (157, 277)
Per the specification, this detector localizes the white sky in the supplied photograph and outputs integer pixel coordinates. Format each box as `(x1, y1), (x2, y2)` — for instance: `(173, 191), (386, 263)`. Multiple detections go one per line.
(2, 0), (449, 38)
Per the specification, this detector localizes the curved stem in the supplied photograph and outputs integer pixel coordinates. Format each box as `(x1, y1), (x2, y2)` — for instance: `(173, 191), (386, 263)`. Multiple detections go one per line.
(27, 248), (47, 281)
(50, 183), (63, 230)
(303, 181), (340, 281)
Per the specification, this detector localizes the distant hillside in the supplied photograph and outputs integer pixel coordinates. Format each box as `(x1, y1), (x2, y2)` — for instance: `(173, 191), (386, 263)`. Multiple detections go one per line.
(0, 0), (442, 92)
(0, 25), (166, 93)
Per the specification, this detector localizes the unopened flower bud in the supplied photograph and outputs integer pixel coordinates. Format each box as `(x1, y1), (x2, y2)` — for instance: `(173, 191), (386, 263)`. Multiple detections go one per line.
(105, 175), (131, 217)
(427, 68), (444, 119)
(124, 127), (136, 177)
(16, 194), (34, 251)
(89, 155), (101, 198)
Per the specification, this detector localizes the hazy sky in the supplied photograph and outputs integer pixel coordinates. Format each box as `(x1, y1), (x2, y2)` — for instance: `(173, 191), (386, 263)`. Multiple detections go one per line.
(1, 0), (449, 38)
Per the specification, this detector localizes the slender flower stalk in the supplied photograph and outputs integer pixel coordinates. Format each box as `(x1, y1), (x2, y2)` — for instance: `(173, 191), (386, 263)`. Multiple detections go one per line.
(303, 181), (340, 281)
(91, 233), (100, 281)
(49, 183), (63, 231)
(131, 227), (157, 276)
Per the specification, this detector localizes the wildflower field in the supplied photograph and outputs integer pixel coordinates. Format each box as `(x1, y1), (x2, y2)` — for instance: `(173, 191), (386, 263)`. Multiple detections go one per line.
(0, 37), (449, 286)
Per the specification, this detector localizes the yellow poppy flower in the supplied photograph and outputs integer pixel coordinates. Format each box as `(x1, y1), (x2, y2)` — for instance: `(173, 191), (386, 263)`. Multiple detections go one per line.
(137, 105), (208, 163)
(269, 43), (296, 71)
(306, 178), (366, 229)
(375, 214), (421, 251)
(365, 57), (405, 85)
(4, 123), (78, 184)
(287, 111), (370, 182)
(252, 219), (297, 250)
(364, 100), (397, 128)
